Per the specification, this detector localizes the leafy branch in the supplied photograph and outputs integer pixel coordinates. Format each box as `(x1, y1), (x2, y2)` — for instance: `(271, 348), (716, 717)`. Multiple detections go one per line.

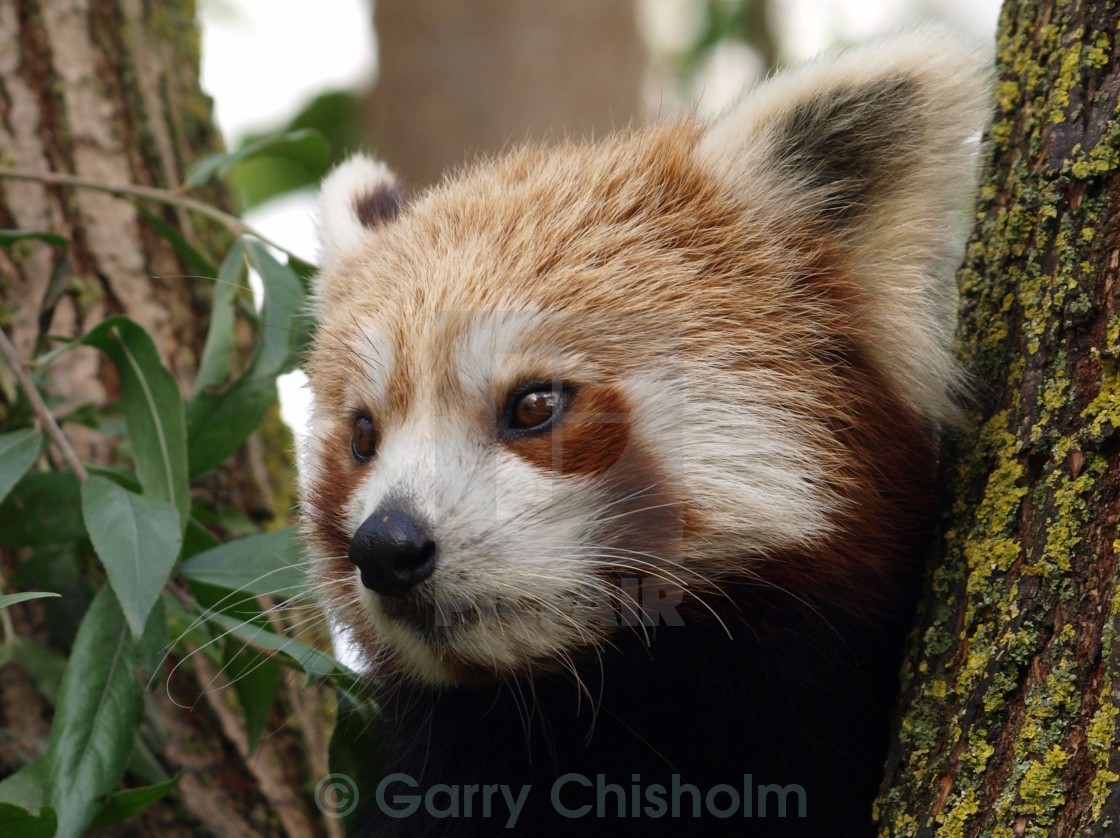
(0, 166), (296, 260)
(0, 326), (87, 482)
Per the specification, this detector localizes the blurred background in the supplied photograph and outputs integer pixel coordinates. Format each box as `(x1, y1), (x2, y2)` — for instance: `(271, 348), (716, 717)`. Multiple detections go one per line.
(196, 0), (1002, 436)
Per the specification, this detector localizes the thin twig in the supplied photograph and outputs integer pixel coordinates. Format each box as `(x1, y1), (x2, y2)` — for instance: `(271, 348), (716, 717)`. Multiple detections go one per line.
(167, 580), (196, 610)
(0, 570), (14, 645)
(0, 166), (295, 259)
(0, 326), (88, 481)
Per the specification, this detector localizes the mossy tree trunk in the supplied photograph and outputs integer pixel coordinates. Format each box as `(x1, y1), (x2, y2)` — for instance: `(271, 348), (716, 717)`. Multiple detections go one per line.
(877, 1), (1120, 834)
(0, 2), (328, 835)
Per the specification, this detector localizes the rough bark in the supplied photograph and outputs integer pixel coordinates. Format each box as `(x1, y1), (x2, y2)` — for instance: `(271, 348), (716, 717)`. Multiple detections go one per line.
(368, 0), (646, 186)
(0, 1), (326, 834)
(877, 1), (1120, 834)
(0, 0), (219, 402)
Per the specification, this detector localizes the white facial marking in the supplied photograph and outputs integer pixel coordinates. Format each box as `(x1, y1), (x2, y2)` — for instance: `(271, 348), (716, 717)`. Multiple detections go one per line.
(325, 311), (836, 683)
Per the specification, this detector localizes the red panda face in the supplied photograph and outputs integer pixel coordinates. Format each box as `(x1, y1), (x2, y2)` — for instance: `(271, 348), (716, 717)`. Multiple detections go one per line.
(301, 30), (990, 685)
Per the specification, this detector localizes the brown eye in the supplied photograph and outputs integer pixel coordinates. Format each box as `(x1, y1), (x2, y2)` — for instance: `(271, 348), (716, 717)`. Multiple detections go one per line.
(502, 383), (570, 436)
(351, 415), (377, 462)
(514, 390), (557, 429)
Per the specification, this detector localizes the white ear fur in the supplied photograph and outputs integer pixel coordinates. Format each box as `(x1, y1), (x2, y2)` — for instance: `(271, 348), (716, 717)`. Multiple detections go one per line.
(697, 27), (993, 424)
(315, 154), (400, 270)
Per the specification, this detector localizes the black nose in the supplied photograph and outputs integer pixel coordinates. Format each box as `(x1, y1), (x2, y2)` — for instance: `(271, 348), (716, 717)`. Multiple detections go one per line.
(348, 506), (437, 596)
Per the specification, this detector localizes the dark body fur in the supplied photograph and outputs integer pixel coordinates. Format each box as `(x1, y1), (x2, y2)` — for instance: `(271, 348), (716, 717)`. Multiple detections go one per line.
(350, 581), (924, 837)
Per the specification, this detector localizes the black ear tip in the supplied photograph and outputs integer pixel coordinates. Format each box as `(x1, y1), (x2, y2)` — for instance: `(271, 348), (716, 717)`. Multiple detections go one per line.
(353, 186), (402, 228)
(777, 75), (925, 227)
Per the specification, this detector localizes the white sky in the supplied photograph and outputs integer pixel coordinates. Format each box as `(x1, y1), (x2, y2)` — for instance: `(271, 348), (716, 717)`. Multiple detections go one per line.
(197, 0), (1002, 437)
(200, 0), (377, 143)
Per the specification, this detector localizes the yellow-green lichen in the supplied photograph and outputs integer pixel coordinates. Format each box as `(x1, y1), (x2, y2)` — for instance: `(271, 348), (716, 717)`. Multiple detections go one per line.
(1087, 703), (1120, 818)
(935, 788), (980, 836)
(972, 413), (1027, 530)
(1082, 327), (1120, 438)
(1017, 745), (1072, 818)
(962, 734), (996, 773)
(991, 658), (1080, 826)
(1071, 140), (1120, 180)
(1088, 574), (1120, 818)
(1031, 463), (1097, 576)
(1087, 32), (1111, 68)
(1048, 32), (1082, 124)
(995, 79), (1022, 114)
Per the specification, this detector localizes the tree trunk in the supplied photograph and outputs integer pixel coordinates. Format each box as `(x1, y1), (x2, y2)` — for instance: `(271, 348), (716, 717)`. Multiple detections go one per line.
(878, 1), (1120, 833)
(368, 0), (646, 187)
(1, 0), (232, 386)
(0, 2), (325, 834)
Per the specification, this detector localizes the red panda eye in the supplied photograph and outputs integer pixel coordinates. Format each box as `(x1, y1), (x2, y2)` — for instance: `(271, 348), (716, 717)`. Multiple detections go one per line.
(505, 385), (569, 434)
(351, 415), (377, 461)
(514, 391), (556, 429)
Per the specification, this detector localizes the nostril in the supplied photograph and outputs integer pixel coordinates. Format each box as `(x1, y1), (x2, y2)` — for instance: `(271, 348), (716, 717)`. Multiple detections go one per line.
(348, 506), (438, 596)
(409, 538), (437, 575)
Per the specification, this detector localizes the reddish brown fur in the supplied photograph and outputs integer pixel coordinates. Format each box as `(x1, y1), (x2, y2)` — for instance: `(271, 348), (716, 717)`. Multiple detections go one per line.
(302, 418), (362, 558)
(308, 121), (939, 641)
(506, 384), (631, 476)
(301, 419), (370, 652)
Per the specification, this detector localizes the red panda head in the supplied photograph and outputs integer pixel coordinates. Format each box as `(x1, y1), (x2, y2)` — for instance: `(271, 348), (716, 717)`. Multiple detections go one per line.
(300, 29), (991, 685)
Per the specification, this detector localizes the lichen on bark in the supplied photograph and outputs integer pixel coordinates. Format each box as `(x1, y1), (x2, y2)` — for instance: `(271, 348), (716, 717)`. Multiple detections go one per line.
(876, 1), (1120, 835)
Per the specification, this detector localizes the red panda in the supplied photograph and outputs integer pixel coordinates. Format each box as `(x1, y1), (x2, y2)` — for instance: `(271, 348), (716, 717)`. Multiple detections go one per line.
(300, 29), (990, 836)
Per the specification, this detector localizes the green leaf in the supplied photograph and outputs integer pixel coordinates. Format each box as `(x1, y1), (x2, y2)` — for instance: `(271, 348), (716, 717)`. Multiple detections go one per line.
(288, 252), (318, 288)
(328, 690), (387, 830)
(228, 158), (318, 211)
(203, 610), (338, 682)
(37, 258), (73, 340)
(82, 476), (182, 642)
(163, 590), (214, 653)
(9, 543), (93, 649)
(0, 803), (56, 837)
(82, 317), (189, 527)
(183, 128), (329, 192)
(181, 515), (221, 560)
(0, 472), (84, 547)
(193, 240), (245, 396)
(44, 587), (145, 838)
(0, 757), (48, 812)
(84, 463), (142, 493)
(179, 526), (308, 600)
(13, 639), (67, 705)
(126, 726), (172, 786)
(0, 591), (60, 610)
(231, 90), (362, 210)
(135, 206), (218, 278)
(137, 597), (169, 678)
(224, 644), (282, 754)
(86, 773), (182, 831)
(0, 229), (68, 247)
(186, 242), (308, 477)
(0, 428), (43, 506)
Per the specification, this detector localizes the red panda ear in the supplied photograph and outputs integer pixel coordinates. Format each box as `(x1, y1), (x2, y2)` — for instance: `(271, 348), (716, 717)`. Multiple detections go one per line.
(315, 154), (401, 271)
(697, 27), (993, 425)
(697, 27), (991, 236)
